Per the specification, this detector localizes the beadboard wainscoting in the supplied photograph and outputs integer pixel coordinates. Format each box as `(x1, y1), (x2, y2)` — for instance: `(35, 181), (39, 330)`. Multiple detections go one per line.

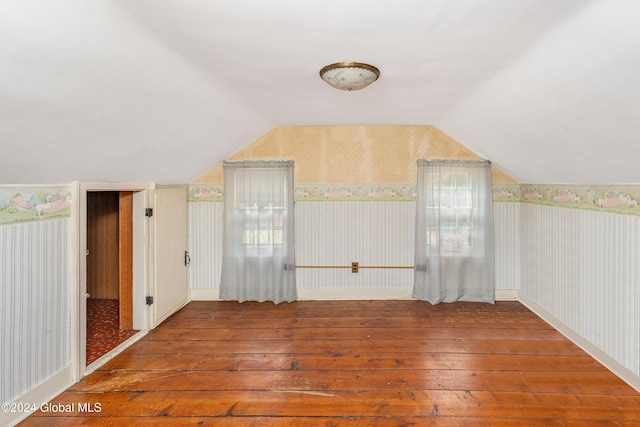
(494, 202), (520, 293)
(187, 202), (224, 300)
(520, 203), (640, 384)
(0, 219), (71, 404)
(295, 201), (415, 299)
(188, 200), (519, 300)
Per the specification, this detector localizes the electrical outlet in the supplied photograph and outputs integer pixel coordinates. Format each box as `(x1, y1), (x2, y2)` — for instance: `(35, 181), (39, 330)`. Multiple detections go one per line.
(351, 262), (359, 273)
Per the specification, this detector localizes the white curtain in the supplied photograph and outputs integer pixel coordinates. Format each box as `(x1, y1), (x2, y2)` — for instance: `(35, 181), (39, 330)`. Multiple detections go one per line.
(219, 160), (297, 304)
(413, 159), (494, 304)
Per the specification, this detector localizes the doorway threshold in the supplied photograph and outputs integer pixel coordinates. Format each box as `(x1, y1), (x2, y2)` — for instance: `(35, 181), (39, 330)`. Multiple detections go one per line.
(85, 330), (147, 375)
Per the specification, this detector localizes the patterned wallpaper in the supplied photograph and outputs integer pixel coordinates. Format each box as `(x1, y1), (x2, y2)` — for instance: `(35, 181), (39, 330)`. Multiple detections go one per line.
(520, 203), (640, 378)
(0, 219), (70, 403)
(187, 195), (521, 292)
(0, 186), (72, 227)
(190, 183), (640, 217)
(519, 184), (640, 216)
(191, 183), (517, 203)
(1, 186), (72, 403)
(193, 125), (517, 185)
(190, 183), (522, 202)
(190, 125), (639, 216)
(189, 183), (416, 202)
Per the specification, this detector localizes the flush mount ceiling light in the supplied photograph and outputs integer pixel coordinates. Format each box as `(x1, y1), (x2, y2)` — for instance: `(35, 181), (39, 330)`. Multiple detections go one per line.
(319, 62), (380, 91)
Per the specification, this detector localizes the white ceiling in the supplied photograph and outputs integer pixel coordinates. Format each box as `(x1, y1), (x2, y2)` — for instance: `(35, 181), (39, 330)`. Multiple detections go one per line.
(1, 0), (639, 185)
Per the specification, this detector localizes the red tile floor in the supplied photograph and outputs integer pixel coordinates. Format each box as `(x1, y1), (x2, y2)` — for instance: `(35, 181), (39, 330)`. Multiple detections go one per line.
(86, 299), (138, 365)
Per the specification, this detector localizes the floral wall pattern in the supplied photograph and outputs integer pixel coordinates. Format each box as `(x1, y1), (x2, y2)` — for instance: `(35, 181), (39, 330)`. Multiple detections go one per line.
(189, 183), (417, 202)
(519, 184), (640, 216)
(190, 182), (523, 204)
(190, 183), (640, 217)
(189, 125), (639, 216)
(0, 186), (72, 226)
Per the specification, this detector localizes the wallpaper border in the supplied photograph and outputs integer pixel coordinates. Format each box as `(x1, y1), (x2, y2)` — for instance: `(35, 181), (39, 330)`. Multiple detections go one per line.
(520, 184), (640, 216)
(190, 183), (519, 203)
(0, 186), (72, 227)
(294, 183), (417, 201)
(189, 183), (640, 217)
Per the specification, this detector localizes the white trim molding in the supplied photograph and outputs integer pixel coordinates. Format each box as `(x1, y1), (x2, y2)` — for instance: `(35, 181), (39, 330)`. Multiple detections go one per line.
(190, 287), (519, 302)
(518, 291), (640, 393)
(298, 288), (415, 301)
(0, 365), (74, 427)
(190, 288), (221, 300)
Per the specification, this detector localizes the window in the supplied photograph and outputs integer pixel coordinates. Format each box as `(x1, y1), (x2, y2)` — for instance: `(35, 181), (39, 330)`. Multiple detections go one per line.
(413, 159), (495, 304)
(219, 160), (297, 304)
(426, 171), (473, 252)
(241, 203), (284, 247)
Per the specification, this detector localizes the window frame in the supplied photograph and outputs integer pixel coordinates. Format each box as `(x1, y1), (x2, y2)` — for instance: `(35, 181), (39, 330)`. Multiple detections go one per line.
(426, 171), (475, 254)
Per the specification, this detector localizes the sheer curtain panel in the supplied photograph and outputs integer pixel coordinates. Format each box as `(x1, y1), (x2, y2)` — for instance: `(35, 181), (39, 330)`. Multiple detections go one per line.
(219, 160), (297, 304)
(413, 160), (495, 304)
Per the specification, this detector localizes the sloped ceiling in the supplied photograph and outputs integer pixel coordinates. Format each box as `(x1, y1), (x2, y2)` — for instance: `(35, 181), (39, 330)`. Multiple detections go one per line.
(1, 0), (639, 185)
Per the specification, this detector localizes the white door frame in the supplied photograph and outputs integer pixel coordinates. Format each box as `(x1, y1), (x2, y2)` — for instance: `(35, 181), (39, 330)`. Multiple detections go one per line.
(71, 181), (155, 381)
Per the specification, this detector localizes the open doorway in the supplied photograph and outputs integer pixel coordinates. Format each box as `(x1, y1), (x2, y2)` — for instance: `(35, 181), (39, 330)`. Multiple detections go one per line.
(85, 191), (138, 365)
(75, 183), (186, 378)
(75, 182), (151, 379)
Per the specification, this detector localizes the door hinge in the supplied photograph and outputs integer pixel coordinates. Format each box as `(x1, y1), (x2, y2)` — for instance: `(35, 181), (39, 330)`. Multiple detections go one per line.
(145, 208), (153, 217)
(185, 250), (191, 266)
(146, 296), (154, 305)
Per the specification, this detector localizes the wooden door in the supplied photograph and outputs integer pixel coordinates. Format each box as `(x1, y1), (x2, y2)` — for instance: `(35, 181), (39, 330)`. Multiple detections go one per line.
(86, 191), (134, 329)
(118, 192), (134, 329)
(86, 192), (119, 300)
(152, 187), (188, 328)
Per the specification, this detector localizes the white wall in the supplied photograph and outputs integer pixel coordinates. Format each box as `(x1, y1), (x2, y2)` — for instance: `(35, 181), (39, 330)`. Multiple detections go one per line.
(494, 202), (520, 291)
(187, 200), (520, 299)
(187, 202), (223, 299)
(520, 204), (640, 379)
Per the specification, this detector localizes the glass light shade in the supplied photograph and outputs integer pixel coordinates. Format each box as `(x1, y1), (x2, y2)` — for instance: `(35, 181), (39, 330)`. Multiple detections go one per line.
(319, 62), (380, 91)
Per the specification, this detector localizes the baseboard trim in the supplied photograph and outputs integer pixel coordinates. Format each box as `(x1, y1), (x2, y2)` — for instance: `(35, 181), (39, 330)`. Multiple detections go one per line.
(518, 291), (640, 393)
(495, 289), (518, 301)
(190, 288), (221, 300)
(0, 364), (74, 427)
(298, 288), (415, 300)
(189, 287), (519, 302)
(190, 287), (414, 301)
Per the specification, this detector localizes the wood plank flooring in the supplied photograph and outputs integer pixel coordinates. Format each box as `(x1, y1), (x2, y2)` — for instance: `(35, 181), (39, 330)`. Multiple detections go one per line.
(21, 300), (640, 426)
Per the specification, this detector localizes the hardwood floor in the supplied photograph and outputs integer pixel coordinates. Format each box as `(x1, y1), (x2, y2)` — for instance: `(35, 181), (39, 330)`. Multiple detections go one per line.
(21, 300), (640, 426)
